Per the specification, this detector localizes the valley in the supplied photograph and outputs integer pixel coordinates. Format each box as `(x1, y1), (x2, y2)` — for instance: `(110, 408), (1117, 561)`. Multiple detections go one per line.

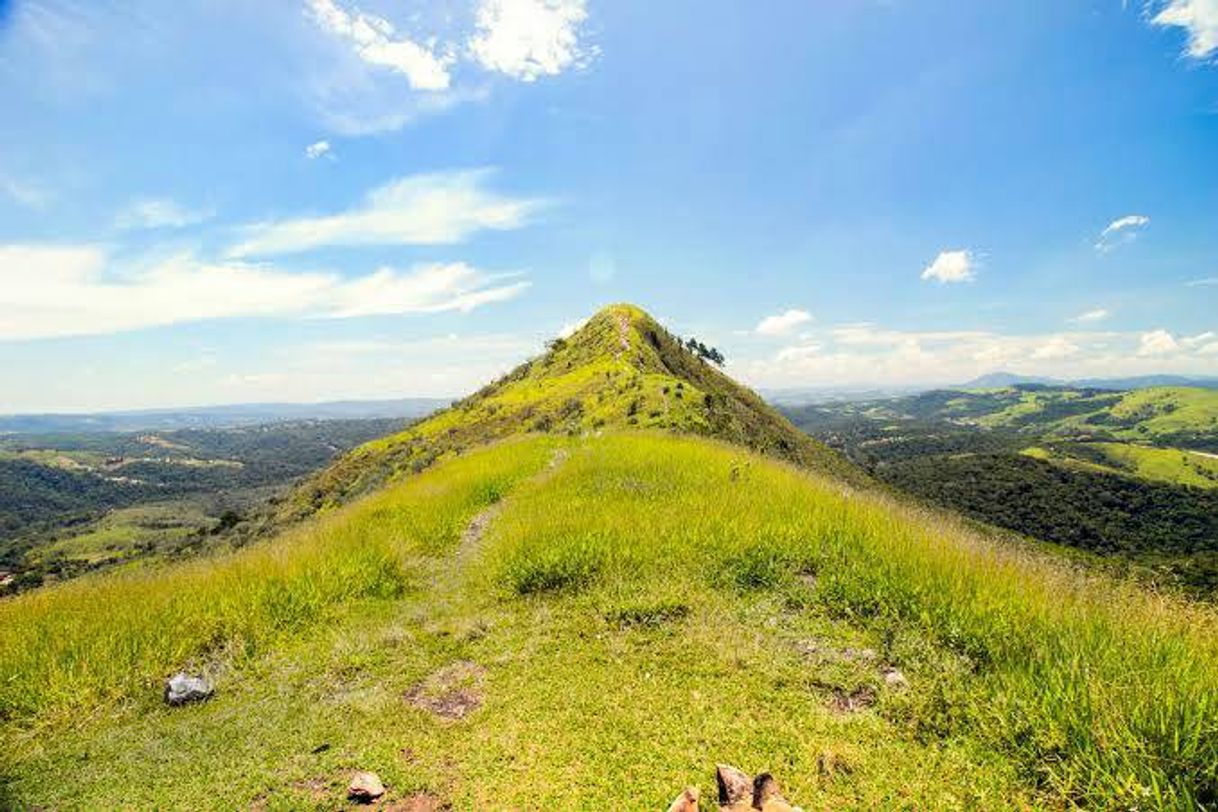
(782, 384), (1218, 594)
(0, 419), (413, 593)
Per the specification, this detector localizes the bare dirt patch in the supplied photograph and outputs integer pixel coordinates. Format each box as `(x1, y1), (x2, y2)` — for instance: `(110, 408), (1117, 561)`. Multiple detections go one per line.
(405, 661), (486, 720)
(827, 685), (877, 714)
(382, 793), (450, 811)
(459, 506), (498, 552)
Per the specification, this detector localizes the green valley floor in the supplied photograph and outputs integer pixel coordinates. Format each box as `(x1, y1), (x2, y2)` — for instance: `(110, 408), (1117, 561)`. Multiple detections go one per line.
(2, 433), (1216, 809)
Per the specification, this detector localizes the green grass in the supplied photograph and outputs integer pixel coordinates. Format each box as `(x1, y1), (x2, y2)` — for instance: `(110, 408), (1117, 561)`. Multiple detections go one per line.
(287, 304), (860, 517)
(25, 503), (212, 569)
(1022, 442), (1218, 488)
(3, 432), (1216, 809)
(0, 437), (556, 728)
(950, 385), (1218, 445)
(1107, 387), (1218, 437)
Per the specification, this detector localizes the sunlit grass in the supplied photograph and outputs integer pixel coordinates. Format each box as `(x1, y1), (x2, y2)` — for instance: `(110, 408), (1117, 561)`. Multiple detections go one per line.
(0, 437), (556, 728)
(2, 431), (1215, 808)
(480, 433), (1218, 808)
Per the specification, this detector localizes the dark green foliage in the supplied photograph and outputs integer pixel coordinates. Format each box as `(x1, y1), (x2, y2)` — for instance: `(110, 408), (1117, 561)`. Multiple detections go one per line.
(782, 404), (1218, 595)
(603, 600), (690, 628)
(0, 419), (405, 591)
(884, 453), (1218, 557)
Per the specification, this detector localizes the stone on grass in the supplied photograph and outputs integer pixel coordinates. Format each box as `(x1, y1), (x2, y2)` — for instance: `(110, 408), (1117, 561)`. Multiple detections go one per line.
(348, 771), (386, 803)
(163, 672), (214, 706)
(882, 667), (909, 689)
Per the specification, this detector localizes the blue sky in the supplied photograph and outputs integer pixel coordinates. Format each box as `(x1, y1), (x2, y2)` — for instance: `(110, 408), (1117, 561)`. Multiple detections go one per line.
(1, 0), (1216, 412)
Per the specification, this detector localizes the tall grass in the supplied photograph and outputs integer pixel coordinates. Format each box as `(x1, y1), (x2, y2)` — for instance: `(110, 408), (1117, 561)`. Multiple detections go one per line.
(0, 438), (554, 728)
(481, 432), (1218, 808)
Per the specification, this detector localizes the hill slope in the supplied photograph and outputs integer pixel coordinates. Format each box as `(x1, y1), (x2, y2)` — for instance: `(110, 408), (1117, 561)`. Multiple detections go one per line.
(885, 384), (1218, 449)
(288, 303), (860, 515)
(2, 433), (1216, 808)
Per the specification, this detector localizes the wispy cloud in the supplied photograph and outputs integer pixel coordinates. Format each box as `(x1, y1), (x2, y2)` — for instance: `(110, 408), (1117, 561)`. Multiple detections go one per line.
(1095, 214), (1149, 252)
(1070, 308), (1110, 324)
(1151, 0), (1218, 60)
(115, 198), (213, 230)
(468, 0), (595, 81)
(228, 169), (545, 257)
(755, 308), (813, 336)
(1187, 277), (1218, 287)
(307, 0), (454, 91)
(920, 250), (975, 283)
(0, 244), (528, 341)
(1, 177), (53, 209)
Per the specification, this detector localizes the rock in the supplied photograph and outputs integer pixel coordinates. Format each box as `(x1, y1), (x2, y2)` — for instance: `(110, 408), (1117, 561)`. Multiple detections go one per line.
(347, 771), (386, 803)
(716, 764), (753, 810)
(163, 672), (213, 706)
(666, 786), (699, 812)
(753, 773), (802, 812)
(882, 667), (909, 689)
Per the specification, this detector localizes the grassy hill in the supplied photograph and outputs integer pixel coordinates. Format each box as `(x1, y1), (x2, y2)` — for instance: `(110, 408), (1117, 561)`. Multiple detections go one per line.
(783, 392), (1218, 593)
(1022, 442), (1218, 489)
(287, 304), (861, 517)
(2, 306), (1217, 809)
(889, 384), (1218, 450)
(2, 433), (1216, 808)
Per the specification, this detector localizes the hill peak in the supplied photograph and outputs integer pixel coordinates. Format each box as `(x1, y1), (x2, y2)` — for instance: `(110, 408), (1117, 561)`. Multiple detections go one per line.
(288, 303), (861, 514)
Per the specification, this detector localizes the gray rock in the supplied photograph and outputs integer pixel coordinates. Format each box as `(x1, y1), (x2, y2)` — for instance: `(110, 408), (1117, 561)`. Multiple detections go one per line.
(882, 667), (909, 689)
(347, 771), (386, 803)
(164, 672), (214, 706)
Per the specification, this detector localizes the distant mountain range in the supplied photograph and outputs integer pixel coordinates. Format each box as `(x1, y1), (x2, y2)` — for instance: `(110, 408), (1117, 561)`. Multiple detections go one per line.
(958, 372), (1218, 391)
(0, 398), (448, 434)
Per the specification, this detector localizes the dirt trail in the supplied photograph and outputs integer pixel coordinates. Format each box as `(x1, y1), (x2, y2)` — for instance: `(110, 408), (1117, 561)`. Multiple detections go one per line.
(453, 448), (570, 568)
(614, 312), (630, 357)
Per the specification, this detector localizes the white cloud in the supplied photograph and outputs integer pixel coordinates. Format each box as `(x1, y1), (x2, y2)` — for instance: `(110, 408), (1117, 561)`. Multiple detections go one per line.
(468, 0), (594, 81)
(305, 140), (333, 159)
(755, 309), (813, 336)
(1182, 331), (1218, 352)
(115, 198), (213, 230)
(228, 169), (545, 257)
(735, 322), (1218, 388)
(1152, 0), (1218, 59)
(324, 262), (530, 317)
(2, 177), (52, 209)
(920, 250), (975, 283)
(1101, 215), (1151, 236)
(1031, 336), (1080, 360)
(1070, 308), (1110, 324)
(775, 343), (823, 363)
(307, 0), (454, 91)
(1138, 329), (1179, 356)
(1095, 214), (1149, 252)
(557, 318), (587, 338)
(0, 244), (528, 341)
(1187, 277), (1218, 287)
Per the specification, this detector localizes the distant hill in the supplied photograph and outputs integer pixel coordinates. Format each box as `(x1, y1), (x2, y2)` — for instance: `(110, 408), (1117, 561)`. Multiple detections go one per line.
(0, 398), (446, 434)
(959, 372), (1059, 388)
(957, 372), (1218, 391)
(899, 385), (1218, 450)
(289, 304), (862, 515)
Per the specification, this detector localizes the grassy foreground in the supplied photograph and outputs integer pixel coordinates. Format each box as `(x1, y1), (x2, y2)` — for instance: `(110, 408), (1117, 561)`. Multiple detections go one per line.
(2, 433), (1216, 809)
